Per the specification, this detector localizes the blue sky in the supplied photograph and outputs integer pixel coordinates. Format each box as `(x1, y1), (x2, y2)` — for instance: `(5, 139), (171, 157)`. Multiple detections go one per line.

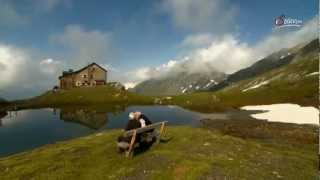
(0, 0), (318, 99)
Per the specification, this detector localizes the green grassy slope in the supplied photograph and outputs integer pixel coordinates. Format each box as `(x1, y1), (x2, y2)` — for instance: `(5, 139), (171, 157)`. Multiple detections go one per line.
(0, 126), (317, 180)
(169, 48), (318, 112)
(12, 85), (154, 109)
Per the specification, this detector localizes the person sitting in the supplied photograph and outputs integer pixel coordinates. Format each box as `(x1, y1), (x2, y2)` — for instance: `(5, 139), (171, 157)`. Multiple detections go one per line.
(133, 112), (156, 147)
(125, 112), (142, 130)
(117, 112), (141, 153)
(117, 112), (155, 153)
(134, 111), (152, 128)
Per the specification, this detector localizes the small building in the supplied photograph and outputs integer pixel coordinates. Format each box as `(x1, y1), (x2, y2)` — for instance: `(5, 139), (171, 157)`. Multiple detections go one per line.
(59, 62), (107, 89)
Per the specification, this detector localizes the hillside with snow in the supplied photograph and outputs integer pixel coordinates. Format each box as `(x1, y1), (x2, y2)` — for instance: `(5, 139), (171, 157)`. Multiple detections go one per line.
(132, 71), (226, 95)
(212, 39), (318, 107)
(132, 39), (318, 98)
(209, 39), (318, 92)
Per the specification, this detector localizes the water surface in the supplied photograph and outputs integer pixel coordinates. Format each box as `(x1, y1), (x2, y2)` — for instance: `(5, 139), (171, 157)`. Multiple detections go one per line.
(0, 105), (227, 156)
(1, 104), (316, 157)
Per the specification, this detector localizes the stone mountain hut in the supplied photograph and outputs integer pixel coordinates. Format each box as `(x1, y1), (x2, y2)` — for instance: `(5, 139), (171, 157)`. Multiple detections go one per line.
(59, 63), (107, 89)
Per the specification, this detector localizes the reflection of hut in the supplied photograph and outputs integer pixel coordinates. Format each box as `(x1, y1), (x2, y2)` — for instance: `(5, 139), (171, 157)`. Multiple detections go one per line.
(60, 109), (108, 130)
(0, 111), (8, 127)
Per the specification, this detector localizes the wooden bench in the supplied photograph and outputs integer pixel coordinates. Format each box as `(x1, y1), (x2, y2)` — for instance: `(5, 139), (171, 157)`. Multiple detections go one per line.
(123, 121), (168, 157)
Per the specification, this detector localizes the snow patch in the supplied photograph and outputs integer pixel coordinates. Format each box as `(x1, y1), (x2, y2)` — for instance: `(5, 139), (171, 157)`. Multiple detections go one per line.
(306, 71), (319, 77)
(182, 88), (188, 93)
(242, 81), (269, 92)
(241, 104), (319, 125)
(210, 79), (217, 84)
(204, 79), (217, 89)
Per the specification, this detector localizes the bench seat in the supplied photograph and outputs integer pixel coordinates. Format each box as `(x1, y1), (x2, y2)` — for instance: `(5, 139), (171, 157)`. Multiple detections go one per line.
(121, 121), (168, 157)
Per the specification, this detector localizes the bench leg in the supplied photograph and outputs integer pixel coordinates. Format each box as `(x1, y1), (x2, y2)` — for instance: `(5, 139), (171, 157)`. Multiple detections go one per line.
(157, 122), (166, 143)
(126, 130), (137, 157)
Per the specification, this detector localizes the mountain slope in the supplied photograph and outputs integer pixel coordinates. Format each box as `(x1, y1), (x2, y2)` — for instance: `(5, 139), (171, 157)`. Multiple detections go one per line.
(133, 71), (226, 96)
(210, 39), (319, 91)
(133, 39), (318, 96)
(167, 39), (318, 112)
(218, 43), (318, 106)
(0, 97), (7, 105)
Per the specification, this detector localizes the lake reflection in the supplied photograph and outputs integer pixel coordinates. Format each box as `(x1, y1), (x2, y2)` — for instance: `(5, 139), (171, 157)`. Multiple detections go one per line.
(0, 105), (210, 156)
(59, 105), (126, 130)
(60, 108), (108, 130)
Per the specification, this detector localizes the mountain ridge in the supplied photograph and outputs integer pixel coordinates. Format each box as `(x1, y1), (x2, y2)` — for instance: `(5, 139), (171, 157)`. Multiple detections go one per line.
(132, 71), (226, 95)
(210, 39), (318, 92)
(132, 39), (318, 96)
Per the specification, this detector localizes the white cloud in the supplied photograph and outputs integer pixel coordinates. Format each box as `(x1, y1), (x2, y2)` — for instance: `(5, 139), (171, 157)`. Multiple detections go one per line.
(0, 1), (28, 27)
(39, 58), (63, 74)
(123, 82), (137, 89)
(31, 0), (72, 12)
(161, 0), (237, 33)
(180, 33), (215, 48)
(123, 16), (318, 85)
(0, 44), (63, 99)
(0, 23), (114, 99)
(123, 35), (252, 85)
(101, 63), (118, 72)
(183, 35), (253, 74)
(0, 44), (27, 88)
(50, 25), (113, 68)
(127, 67), (154, 82)
(254, 16), (318, 58)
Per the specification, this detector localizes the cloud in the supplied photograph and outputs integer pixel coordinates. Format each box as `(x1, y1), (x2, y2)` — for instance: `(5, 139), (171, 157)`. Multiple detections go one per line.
(1, 24), (114, 99)
(123, 82), (137, 89)
(0, 44), (63, 99)
(0, 1), (28, 27)
(254, 16), (318, 58)
(124, 16), (318, 85)
(39, 58), (63, 74)
(161, 0), (237, 33)
(0, 62), (6, 71)
(50, 25), (113, 68)
(181, 35), (253, 74)
(179, 33), (215, 48)
(127, 35), (252, 79)
(31, 0), (72, 12)
(125, 67), (154, 83)
(0, 44), (27, 88)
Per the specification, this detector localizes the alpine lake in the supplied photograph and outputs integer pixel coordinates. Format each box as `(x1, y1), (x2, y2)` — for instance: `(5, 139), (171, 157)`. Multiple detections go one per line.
(0, 104), (317, 157)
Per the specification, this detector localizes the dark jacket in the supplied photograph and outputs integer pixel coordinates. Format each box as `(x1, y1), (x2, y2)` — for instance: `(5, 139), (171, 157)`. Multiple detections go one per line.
(125, 119), (141, 131)
(138, 114), (153, 133)
(139, 114), (152, 126)
(118, 120), (142, 143)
